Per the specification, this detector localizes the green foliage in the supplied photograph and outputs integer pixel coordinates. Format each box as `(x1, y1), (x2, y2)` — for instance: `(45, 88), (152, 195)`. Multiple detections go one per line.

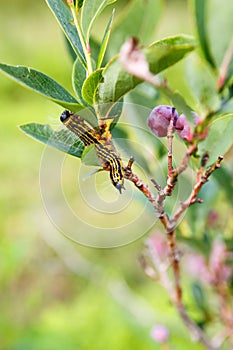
(107, 0), (162, 57)
(206, 0), (233, 79)
(45, 0), (85, 65)
(81, 144), (102, 166)
(193, 0), (215, 67)
(1, 1), (233, 348)
(194, 0), (233, 80)
(96, 9), (115, 68)
(20, 123), (84, 158)
(0, 2), (198, 159)
(0, 63), (82, 111)
(98, 35), (196, 115)
(72, 57), (87, 105)
(0, 0), (232, 253)
(0, 0), (233, 349)
(199, 114), (233, 165)
(82, 68), (104, 105)
(185, 53), (220, 115)
(81, 0), (116, 42)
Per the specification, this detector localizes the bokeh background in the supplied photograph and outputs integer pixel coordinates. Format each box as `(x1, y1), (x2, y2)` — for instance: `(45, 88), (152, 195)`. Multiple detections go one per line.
(1, 1), (232, 349)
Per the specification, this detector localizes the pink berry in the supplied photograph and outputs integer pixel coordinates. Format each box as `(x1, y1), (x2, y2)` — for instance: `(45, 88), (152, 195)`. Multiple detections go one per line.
(148, 105), (178, 137)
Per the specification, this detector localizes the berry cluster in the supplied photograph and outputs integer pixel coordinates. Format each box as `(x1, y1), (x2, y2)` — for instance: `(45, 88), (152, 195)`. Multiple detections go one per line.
(148, 105), (201, 142)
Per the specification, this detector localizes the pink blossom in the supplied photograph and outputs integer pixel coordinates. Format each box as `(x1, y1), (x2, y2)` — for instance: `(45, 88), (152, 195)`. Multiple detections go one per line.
(150, 324), (169, 343)
(185, 254), (210, 283)
(209, 240), (226, 271)
(146, 232), (168, 261)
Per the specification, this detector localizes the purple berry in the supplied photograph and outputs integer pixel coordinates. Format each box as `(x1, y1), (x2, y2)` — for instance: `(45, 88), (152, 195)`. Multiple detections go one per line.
(175, 112), (201, 142)
(148, 105), (178, 137)
(175, 114), (192, 141)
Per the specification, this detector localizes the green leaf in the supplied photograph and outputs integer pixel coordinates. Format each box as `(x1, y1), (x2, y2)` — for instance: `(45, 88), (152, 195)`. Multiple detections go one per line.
(77, 0), (84, 8)
(96, 9), (115, 69)
(108, 99), (123, 129)
(81, 144), (101, 166)
(89, 37), (102, 66)
(77, 108), (98, 127)
(20, 123), (84, 158)
(82, 69), (103, 105)
(199, 114), (233, 165)
(212, 166), (233, 206)
(0, 63), (83, 111)
(185, 53), (220, 116)
(64, 35), (77, 62)
(107, 0), (162, 57)
(98, 35), (197, 111)
(191, 281), (208, 311)
(193, 0), (215, 67)
(81, 0), (116, 41)
(128, 83), (159, 109)
(72, 57), (87, 105)
(45, 0), (85, 66)
(206, 0), (233, 79)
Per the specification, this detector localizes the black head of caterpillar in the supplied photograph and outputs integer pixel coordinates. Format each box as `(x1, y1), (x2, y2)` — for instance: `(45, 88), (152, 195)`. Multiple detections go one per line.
(60, 110), (125, 193)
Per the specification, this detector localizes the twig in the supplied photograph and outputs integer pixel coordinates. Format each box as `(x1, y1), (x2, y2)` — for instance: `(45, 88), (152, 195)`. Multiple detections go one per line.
(175, 143), (197, 176)
(170, 156), (223, 227)
(124, 157), (170, 227)
(176, 304), (216, 350)
(165, 143), (198, 197)
(124, 156), (157, 206)
(123, 154), (223, 350)
(142, 239), (216, 350)
(167, 109), (175, 178)
(119, 38), (225, 349)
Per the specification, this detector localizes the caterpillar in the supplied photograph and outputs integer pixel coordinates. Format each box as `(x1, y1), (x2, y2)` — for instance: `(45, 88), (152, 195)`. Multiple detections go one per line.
(60, 110), (125, 193)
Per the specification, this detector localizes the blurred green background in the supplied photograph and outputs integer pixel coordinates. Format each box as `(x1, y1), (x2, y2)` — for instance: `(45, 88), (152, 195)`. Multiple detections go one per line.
(0, 1), (231, 349)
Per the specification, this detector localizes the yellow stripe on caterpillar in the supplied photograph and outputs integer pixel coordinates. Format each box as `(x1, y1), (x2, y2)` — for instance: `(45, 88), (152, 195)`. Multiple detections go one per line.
(60, 110), (125, 193)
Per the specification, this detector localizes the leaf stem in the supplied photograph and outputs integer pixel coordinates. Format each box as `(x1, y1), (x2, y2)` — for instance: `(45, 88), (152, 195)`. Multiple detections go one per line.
(68, 1), (93, 75)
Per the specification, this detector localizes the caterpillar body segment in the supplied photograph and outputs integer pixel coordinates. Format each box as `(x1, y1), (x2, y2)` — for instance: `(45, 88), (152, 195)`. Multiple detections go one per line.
(60, 110), (125, 193)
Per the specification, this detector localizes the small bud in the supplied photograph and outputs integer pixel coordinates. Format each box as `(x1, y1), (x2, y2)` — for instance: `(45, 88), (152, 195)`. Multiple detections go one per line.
(148, 105), (178, 137)
(150, 324), (169, 343)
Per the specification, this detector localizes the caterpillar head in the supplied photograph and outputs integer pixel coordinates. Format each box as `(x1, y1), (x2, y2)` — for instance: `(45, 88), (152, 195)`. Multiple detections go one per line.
(115, 181), (125, 194)
(60, 110), (72, 123)
(110, 167), (125, 194)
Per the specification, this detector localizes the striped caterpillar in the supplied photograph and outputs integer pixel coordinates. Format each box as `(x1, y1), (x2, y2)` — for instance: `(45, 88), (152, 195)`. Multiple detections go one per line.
(60, 110), (125, 193)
